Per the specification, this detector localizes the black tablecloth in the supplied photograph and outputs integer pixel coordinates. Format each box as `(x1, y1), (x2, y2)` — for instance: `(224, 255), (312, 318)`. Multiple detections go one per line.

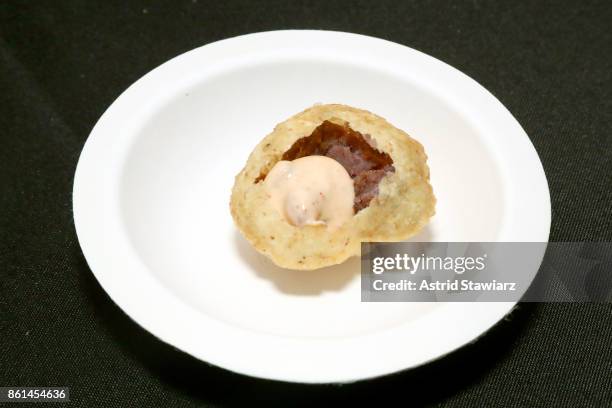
(1, 1), (611, 406)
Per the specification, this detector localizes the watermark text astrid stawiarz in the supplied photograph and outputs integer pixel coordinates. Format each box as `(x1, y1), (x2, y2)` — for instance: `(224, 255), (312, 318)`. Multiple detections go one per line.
(361, 242), (612, 302)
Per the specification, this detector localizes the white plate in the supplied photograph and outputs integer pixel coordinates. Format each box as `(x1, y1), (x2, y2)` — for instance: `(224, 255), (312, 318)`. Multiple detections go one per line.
(73, 30), (551, 383)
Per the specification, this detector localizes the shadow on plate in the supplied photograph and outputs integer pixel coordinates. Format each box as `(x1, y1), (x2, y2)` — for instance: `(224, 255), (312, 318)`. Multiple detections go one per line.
(233, 225), (434, 296)
(233, 230), (359, 295)
(76, 243), (536, 407)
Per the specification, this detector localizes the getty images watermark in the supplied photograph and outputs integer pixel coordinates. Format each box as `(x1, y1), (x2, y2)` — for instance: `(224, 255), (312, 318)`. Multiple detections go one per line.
(361, 242), (612, 302)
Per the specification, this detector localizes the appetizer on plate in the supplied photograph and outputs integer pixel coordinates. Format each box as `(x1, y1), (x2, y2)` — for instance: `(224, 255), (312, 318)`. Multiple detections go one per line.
(231, 104), (435, 270)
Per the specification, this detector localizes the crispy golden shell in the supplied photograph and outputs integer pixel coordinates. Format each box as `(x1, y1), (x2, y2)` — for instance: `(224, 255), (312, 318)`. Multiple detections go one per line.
(230, 104), (435, 270)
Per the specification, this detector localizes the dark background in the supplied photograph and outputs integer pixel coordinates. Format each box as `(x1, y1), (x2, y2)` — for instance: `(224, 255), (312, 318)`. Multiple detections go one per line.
(1, 1), (611, 406)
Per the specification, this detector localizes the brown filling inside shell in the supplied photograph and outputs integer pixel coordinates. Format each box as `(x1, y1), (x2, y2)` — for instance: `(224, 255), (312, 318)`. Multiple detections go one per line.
(258, 120), (395, 212)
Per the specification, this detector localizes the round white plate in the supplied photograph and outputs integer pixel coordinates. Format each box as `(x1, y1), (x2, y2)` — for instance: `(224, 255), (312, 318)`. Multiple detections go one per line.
(73, 30), (551, 383)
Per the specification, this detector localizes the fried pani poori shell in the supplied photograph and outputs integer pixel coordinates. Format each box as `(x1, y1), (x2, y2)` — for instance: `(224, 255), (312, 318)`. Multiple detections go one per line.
(230, 104), (435, 270)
